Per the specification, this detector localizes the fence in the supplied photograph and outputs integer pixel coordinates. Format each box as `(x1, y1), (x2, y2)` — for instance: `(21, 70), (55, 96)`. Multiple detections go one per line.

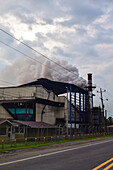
(0, 132), (113, 151)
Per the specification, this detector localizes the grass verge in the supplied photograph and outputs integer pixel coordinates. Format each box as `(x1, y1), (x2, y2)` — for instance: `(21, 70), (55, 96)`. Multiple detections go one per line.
(0, 135), (113, 152)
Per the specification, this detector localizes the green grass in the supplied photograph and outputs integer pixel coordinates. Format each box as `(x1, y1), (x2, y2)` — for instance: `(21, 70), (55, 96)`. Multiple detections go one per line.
(0, 135), (113, 152)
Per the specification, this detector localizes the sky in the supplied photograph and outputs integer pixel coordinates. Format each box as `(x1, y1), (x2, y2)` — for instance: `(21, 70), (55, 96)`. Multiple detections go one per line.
(0, 0), (113, 117)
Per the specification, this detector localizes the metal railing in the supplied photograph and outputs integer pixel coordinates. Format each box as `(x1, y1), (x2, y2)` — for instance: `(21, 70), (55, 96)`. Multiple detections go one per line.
(0, 132), (113, 150)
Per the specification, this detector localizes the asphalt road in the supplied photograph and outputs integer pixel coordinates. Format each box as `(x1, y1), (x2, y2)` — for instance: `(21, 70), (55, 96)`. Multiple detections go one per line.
(1, 139), (113, 170)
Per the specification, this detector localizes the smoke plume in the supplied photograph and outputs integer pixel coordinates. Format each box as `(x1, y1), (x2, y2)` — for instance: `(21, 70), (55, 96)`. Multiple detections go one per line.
(41, 60), (87, 88)
(0, 57), (87, 88)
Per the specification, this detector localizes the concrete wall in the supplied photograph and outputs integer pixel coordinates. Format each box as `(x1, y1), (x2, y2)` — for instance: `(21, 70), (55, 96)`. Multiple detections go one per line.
(0, 105), (13, 119)
(36, 86), (59, 102)
(35, 90), (65, 125)
(0, 85), (59, 102)
(0, 85), (65, 125)
(55, 107), (64, 119)
(0, 85), (81, 125)
(36, 103), (57, 124)
(36, 101), (65, 125)
(0, 86), (36, 100)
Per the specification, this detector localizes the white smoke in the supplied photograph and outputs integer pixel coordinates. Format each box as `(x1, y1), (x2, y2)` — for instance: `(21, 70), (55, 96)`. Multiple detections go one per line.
(0, 57), (87, 88)
(42, 60), (87, 88)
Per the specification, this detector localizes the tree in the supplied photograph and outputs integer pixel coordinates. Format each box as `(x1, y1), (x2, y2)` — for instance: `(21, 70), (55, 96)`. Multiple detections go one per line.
(107, 117), (113, 125)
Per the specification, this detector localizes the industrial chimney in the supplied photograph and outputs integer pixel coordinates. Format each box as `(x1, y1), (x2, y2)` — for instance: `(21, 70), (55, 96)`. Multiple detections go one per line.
(87, 73), (96, 132)
(88, 73), (92, 92)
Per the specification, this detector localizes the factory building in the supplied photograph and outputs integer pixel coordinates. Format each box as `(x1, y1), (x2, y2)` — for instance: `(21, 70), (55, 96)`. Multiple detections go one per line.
(0, 78), (89, 137)
(92, 107), (102, 132)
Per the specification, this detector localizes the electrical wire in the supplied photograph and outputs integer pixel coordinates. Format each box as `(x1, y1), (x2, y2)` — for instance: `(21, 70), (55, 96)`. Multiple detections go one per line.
(0, 28), (77, 75)
(0, 40), (78, 94)
(0, 79), (16, 86)
(0, 73), (68, 100)
(0, 79), (66, 101)
(0, 41), (66, 95)
(0, 40), (57, 72)
(0, 29), (87, 93)
(96, 84), (113, 102)
(0, 42), (75, 99)
(0, 29), (112, 116)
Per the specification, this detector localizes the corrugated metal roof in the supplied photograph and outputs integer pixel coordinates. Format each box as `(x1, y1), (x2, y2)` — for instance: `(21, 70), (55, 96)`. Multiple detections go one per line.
(12, 120), (58, 128)
(0, 119), (7, 124)
(20, 78), (88, 95)
(0, 119), (13, 126)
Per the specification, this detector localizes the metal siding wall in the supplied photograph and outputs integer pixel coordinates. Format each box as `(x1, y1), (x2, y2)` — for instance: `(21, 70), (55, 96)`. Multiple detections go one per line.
(74, 91), (76, 124)
(70, 86), (72, 124)
(85, 94), (88, 123)
(83, 94), (85, 123)
(79, 93), (81, 123)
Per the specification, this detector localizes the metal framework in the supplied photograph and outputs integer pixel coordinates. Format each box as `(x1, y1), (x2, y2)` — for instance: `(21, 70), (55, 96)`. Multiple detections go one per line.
(69, 85), (88, 126)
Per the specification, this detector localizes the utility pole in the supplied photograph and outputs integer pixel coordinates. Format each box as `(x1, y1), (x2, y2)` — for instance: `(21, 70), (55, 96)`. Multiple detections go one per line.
(100, 88), (105, 113)
(66, 87), (68, 135)
(105, 110), (107, 132)
(97, 88), (106, 130)
(97, 88), (106, 113)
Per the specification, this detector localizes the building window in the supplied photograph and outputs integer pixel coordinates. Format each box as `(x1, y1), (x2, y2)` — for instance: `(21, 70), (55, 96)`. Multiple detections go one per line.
(0, 126), (6, 136)
(8, 108), (34, 121)
(3, 102), (35, 121)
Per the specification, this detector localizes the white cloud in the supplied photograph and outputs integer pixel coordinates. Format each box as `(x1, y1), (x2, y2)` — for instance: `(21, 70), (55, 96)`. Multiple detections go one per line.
(0, 0), (113, 115)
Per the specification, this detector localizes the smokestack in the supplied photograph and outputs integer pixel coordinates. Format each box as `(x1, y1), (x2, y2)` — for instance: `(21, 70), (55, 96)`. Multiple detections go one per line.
(88, 73), (92, 92)
(87, 73), (96, 133)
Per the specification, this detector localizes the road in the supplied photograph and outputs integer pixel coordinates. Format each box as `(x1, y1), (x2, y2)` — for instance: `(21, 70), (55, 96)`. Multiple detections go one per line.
(0, 139), (113, 170)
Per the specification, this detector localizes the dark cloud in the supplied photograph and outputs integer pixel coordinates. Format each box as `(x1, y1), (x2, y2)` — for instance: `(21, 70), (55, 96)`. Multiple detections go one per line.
(0, 0), (113, 115)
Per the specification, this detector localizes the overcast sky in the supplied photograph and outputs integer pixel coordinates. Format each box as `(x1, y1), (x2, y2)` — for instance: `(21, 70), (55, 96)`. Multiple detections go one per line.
(0, 0), (113, 117)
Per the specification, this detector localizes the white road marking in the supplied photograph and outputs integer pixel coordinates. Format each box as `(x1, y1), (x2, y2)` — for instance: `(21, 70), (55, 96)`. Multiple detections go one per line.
(0, 139), (113, 166)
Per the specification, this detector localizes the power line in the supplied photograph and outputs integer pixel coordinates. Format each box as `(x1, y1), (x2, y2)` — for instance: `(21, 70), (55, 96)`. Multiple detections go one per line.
(0, 39), (112, 103)
(106, 91), (113, 100)
(0, 78), (65, 100)
(0, 79), (40, 98)
(0, 40), (77, 95)
(0, 40), (66, 85)
(0, 88), (53, 100)
(0, 29), (87, 91)
(96, 84), (113, 102)
(1, 29), (112, 110)
(0, 29), (82, 96)
(0, 40), (50, 68)
(0, 77), (40, 95)
(0, 79), (16, 86)
(0, 28), (75, 74)
(0, 40), (78, 85)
